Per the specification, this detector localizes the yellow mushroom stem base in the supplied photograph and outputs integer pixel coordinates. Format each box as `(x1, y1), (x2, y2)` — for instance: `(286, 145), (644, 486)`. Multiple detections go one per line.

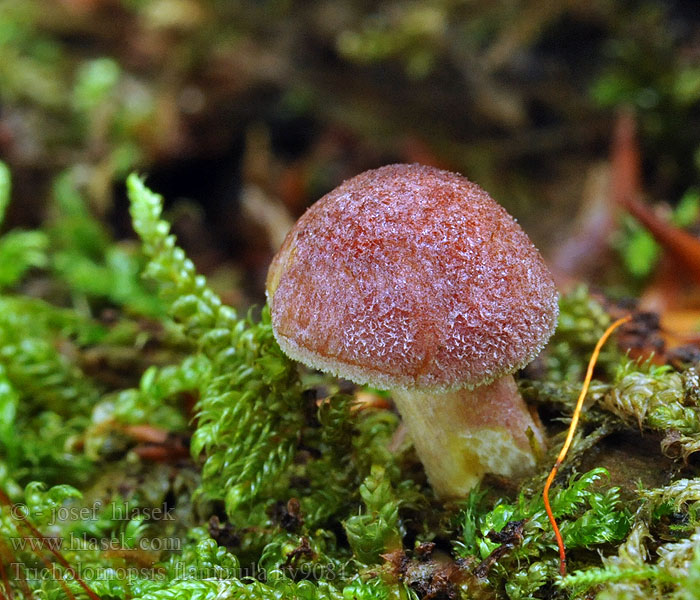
(391, 376), (545, 498)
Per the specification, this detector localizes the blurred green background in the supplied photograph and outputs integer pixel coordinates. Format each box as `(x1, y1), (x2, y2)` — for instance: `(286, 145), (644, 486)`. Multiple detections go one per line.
(1, 0), (699, 302)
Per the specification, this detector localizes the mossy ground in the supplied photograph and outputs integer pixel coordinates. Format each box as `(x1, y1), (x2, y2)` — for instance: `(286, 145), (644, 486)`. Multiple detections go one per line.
(1, 169), (700, 599)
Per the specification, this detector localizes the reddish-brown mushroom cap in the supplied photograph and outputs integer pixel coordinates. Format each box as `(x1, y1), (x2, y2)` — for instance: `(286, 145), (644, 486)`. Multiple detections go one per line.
(266, 163), (558, 391)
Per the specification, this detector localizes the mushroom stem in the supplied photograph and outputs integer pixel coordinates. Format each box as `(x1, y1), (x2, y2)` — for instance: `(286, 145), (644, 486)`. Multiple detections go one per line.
(391, 376), (545, 498)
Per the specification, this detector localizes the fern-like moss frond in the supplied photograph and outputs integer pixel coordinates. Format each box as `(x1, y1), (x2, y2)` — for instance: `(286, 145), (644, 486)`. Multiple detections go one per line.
(127, 175), (305, 512)
(456, 467), (631, 598)
(344, 464), (403, 564)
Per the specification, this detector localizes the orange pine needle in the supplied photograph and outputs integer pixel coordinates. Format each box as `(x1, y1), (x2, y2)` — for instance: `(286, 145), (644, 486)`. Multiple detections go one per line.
(0, 487), (101, 600)
(543, 315), (631, 577)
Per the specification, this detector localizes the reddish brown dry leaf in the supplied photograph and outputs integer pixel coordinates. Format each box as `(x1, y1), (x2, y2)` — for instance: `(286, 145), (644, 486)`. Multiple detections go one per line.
(549, 163), (617, 289)
(661, 309), (700, 344)
(123, 424), (170, 445)
(613, 110), (700, 285)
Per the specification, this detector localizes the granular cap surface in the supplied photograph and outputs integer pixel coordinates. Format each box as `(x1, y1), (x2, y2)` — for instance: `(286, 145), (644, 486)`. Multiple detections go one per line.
(266, 163), (558, 391)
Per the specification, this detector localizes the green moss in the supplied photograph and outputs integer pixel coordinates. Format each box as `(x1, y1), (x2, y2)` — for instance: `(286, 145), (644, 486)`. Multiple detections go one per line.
(4, 167), (700, 599)
(454, 468), (630, 598)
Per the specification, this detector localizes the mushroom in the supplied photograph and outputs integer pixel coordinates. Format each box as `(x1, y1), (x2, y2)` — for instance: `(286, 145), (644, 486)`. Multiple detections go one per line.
(266, 164), (558, 498)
